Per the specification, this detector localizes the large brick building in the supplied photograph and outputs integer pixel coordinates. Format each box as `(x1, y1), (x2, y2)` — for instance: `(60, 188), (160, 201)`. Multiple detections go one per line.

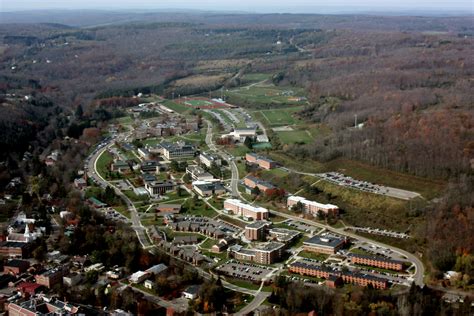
(303, 235), (346, 255)
(350, 253), (404, 271)
(244, 221), (270, 241)
(245, 153), (277, 170)
(35, 266), (67, 288)
(3, 259), (30, 275)
(289, 260), (388, 289)
(243, 175), (277, 194)
(287, 195), (339, 216)
(224, 199), (269, 220)
(228, 242), (285, 264)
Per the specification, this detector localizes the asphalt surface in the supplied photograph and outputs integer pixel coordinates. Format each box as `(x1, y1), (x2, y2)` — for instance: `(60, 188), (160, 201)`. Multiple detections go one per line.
(86, 134), (151, 249)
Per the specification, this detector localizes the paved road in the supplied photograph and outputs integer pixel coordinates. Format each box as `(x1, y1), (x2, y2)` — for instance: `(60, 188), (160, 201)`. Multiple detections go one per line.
(86, 135), (151, 248)
(205, 120), (241, 199)
(237, 291), (271, 316)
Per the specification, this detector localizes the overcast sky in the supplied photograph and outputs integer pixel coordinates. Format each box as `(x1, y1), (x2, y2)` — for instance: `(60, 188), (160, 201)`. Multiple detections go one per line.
(1, 0), (473, 13)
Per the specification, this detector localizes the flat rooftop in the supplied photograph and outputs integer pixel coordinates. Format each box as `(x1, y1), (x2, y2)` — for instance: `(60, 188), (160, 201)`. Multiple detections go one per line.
(304, 235), (345, 248)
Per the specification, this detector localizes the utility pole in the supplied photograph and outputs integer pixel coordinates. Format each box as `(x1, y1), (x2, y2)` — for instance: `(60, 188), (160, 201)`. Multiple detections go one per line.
(354, 114), (358, 128)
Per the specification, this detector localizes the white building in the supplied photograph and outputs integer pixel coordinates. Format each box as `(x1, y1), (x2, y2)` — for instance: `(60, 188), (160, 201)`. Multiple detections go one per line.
(287, 195), (339, 216)
(129, 271), (150, 284)
(223, 199), (269, 220)
(199, 152), (221, 168)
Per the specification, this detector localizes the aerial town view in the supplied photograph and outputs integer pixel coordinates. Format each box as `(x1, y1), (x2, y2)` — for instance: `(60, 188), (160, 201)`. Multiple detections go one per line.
(0, 0), (472, 315)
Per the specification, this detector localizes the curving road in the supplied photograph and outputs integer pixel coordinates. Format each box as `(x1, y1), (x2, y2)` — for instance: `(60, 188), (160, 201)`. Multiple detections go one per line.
(87, 135), (151, 248)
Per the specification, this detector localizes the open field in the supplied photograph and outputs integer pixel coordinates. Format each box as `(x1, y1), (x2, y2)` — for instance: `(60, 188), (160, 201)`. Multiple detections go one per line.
(96, 151), (114, 179)
(257, 106), (304, 126)
(160, 100), (190, 113)
(185, 99), (214, 107)
(224, 84), (307, 107)
(276, 129), (314, 144)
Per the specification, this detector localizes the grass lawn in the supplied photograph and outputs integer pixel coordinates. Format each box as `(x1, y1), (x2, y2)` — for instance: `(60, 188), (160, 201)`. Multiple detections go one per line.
(115, 116), (134, 125)
(349, 247), (373, 256)
(142, 137), (162, 146)
(298, 251), (330, 261)
(161, 100), (190, 113)
(258, 107), (304, 126)
(276, 129), (314, 144)
(200, 238), (217, 249)
(216, 214), (247, 228)
(123, 190), (149, 202)
(183, 200), (218, 218)
(261, 168), (289, 178)
(222, 277), (263, 291)
(114, 205), (131, 219)
(164, 190), (190, 201)
(226, 146), (251, 158)
(242, 73), (270, 82)
(208, 197), (224, 210)
(225, 85), (307, 108)
(96, 150), (114, 179)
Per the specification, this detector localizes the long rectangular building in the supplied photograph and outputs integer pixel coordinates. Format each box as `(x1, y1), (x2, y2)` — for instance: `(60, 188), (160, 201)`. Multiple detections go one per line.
(287, 195), (339, 216)
(289, 260), (388, 289)
(244, 175), (277, 194)
(350, 253), (404, 271)
(245, 153), (277, 170)
(224, 199), (269, 220)
(303, 235), (346, 255)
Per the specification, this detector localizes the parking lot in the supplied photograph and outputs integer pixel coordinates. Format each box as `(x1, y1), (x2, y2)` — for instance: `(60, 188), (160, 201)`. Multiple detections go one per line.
(216, 260), (273, 282)
(317, 172), (420, 200)
(285, 220), (321, 234)
(346, 226), (410, 239)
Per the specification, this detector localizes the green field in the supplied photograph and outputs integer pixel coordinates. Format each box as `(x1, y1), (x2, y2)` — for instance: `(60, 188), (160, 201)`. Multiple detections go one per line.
(298, 251), (330, 261)
(184, 99), (213, 107)
(115, 116), (133, 125)
(161, 100), (190, 113)
(225, 84), (307, 107)
(258, 107), (303, 126)
(276, 129), (314, 144)
(242, 73), (270, 82)
(96, 150), (114, 179)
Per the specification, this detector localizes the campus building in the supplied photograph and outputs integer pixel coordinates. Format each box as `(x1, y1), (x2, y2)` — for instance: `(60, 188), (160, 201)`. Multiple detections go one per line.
(35, 266), (67, 288)
(287, 195), (339, 216)
(224, 199), (269, 220)
(145, 180), (176, 197)
(289, 260), (332, 279)
(244, 221), (271, 241)
(160, 141), (196, 160)
(303, 235), (346, 255)
(289, 260), (388, 289)
(350, 253), (404, 271)
(8, 297), (80, 315)
(192, 181), (226, 197)
(228, 242), (285, 264)
(243, 175), (277, 194)
(186, 165), (215, 181)
(199, 152), (221, 168)
(254, 242), (285, 264)
(245, 153), (277, 170)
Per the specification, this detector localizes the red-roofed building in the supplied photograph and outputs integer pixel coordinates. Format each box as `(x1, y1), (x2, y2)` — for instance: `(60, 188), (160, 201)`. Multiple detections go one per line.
(17, 282), (45, 297)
